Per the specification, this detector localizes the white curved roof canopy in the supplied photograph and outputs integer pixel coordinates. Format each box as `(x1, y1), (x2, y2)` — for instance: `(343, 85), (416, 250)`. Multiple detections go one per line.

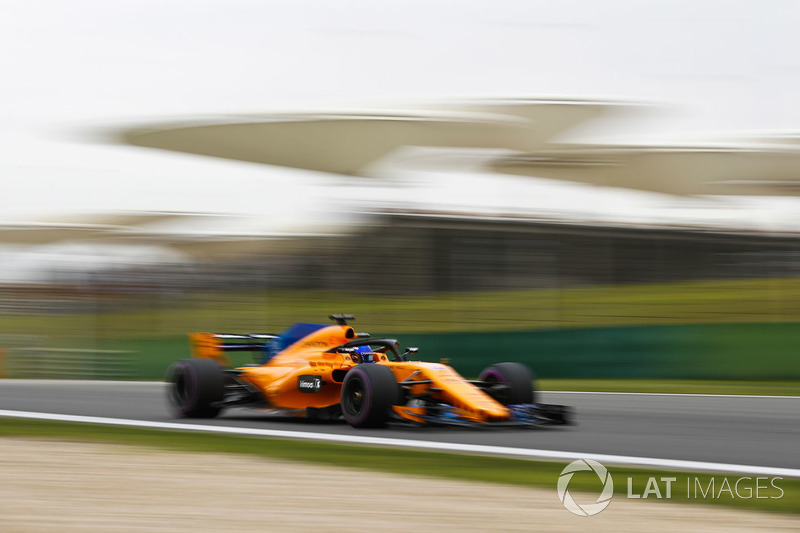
(494, 146), (800, 196)
(119, 99), (800, 197)
(120, 100), (614, 176)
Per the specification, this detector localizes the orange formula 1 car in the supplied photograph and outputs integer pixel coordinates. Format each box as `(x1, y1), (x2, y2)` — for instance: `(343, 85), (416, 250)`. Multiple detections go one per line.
(167, 315), (572, 428)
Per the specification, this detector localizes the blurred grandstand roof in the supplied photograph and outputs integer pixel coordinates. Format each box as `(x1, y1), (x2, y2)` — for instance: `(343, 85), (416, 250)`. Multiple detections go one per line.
(120, 101), (800, 196)
(4, 0), (800, 278)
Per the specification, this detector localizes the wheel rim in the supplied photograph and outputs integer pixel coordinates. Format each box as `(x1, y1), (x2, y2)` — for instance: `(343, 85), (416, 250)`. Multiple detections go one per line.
(170, 364), (196, 411)
(344, 379), (364, 416)
(172, 369), (188, 405)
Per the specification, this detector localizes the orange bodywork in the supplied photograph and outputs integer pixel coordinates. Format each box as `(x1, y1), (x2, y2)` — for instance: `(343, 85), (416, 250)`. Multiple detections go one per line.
(189, 324), (511, 423)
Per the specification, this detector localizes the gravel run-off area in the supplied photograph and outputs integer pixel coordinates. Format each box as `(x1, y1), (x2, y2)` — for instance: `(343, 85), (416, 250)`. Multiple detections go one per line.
(0, 438), (797, 533)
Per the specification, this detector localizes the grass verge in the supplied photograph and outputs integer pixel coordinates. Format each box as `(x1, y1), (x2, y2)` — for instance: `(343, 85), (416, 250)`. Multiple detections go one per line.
(539, 379), (800, 396)
(1, 418), (797, 515)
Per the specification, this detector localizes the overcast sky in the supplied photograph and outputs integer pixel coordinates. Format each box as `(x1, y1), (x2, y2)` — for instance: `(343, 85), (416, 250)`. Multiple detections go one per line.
(3, 1), (799, 128)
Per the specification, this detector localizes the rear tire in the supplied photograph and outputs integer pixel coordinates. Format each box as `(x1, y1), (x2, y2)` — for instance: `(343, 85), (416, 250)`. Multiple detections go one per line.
(341, 365), (400, 428)
(479, 362), (536, 405)
(167, 358), (224, 418)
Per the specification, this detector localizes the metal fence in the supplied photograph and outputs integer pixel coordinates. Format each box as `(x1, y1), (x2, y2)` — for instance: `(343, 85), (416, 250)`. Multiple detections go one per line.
(3, 346), (132, 380)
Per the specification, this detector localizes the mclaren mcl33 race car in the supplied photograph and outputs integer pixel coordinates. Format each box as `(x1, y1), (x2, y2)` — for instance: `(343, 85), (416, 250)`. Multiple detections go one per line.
(167, 315), (572, 428)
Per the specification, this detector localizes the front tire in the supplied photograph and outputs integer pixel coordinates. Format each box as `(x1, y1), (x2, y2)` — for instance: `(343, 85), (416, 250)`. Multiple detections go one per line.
(479, 362), (536, 405)
(167, 358), (224, 418)
(340, 365), (400, 428)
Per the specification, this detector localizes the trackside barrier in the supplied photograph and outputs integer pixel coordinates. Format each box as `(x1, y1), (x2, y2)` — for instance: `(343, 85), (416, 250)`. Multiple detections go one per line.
(390, 322), (800, 380)
(86, 321), (800, 380)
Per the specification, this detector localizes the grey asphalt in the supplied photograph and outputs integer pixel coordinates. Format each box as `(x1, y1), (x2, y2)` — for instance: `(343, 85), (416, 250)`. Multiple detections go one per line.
(1, 380), (798, 469)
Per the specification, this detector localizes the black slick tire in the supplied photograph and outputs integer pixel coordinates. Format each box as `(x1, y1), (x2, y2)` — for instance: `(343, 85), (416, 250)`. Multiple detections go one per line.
(167, 358), (224, 418)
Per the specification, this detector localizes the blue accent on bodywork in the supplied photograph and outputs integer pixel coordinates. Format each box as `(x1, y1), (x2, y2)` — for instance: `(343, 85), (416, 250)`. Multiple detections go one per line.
(507, 404), (538, 422)
(418, 403), (546, 426)
(262, 323), (328, 363)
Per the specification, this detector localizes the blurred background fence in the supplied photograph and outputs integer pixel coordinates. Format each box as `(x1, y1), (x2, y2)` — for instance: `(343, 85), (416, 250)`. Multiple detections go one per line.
(2, 212), (799, 380)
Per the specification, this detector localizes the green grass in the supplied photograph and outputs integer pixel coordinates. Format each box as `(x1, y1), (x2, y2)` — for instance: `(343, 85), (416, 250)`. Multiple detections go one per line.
(539, 380), (800, 396)
(4, 277), (800, 341)
(1, 418), (797, 515)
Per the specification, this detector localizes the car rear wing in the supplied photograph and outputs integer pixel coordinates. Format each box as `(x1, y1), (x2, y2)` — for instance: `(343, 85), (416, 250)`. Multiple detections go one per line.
(189, 332), (279, 366)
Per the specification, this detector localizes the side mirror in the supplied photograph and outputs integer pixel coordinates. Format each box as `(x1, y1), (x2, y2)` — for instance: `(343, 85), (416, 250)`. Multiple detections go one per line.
(402, 347), (419, 358)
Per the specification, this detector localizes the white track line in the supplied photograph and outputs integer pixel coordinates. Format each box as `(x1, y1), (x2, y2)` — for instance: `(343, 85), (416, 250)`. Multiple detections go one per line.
(1, 409), (798, 478)
(542, 391), (800, 400)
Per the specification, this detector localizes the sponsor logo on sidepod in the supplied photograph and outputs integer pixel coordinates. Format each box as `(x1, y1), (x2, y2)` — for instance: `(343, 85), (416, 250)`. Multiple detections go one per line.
(297, 375), (322, 393)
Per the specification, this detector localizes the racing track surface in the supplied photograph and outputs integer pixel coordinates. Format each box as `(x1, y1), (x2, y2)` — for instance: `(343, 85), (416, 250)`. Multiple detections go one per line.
(0, 380), (798, 470)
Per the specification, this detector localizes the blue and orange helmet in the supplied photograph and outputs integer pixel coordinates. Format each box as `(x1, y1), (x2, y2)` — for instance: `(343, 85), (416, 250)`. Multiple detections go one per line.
(354, 345), (374, 363)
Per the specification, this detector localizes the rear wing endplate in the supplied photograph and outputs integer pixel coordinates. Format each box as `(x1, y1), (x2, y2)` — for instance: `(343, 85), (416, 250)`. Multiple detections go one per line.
(189, 332), (279, 366)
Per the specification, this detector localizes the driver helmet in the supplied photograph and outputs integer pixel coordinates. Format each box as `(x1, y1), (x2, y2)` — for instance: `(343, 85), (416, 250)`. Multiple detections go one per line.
(354, 345), (374, 363)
